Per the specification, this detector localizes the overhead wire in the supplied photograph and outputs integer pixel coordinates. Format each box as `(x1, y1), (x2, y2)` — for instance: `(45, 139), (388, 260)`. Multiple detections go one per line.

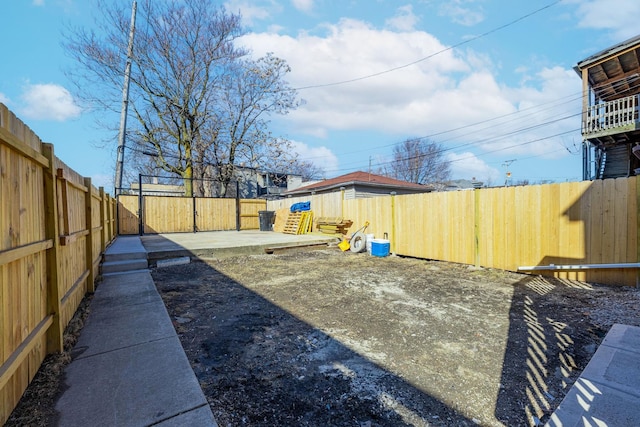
(296, 72), (640, 175)
(292, 1), (564, 91)
(126, 0), (638, 183)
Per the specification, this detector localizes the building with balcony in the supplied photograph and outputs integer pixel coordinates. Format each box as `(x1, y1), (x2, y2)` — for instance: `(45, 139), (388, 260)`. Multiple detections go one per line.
(576, 34), (640, 180)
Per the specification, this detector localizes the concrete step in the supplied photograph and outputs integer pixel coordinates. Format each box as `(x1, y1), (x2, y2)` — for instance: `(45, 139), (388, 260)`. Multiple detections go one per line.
(101, 259), (149, 275)
(103, 251), (148, 263)
(101, 268), (151, 278)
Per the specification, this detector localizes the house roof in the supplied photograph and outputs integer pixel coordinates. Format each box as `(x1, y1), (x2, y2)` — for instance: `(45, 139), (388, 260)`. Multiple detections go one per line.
(284, 171), (431, 195)
(574, 34), (640, 101)
(575, 34), (640, 71)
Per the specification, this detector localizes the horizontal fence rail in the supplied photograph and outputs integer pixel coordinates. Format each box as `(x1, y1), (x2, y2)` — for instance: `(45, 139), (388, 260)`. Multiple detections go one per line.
(117, 195), (266, 234)
(269, 178), (639, 287)
(0, 104), (117, 424)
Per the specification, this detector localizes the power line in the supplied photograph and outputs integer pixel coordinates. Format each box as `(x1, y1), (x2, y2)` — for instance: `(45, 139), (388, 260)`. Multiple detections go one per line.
(293, 1), (564, 91)
(294, 72), (640, 170)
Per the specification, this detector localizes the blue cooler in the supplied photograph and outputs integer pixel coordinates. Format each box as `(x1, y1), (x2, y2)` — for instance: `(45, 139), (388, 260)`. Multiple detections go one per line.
(371, 239), (390, 257)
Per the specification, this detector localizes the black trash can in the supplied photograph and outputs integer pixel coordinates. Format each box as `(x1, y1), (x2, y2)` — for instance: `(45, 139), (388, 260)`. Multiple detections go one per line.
(258, 210), (275, 231)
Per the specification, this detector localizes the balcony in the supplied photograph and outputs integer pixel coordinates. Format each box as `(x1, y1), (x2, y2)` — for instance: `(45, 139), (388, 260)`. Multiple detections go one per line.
(582, 94), (640, 140)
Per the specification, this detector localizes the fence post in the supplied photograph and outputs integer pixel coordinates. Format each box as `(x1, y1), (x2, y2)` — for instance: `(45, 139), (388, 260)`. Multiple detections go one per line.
(99, 187), (106, 251)
(192, 175), (197, 233)
(138, 174), (144, 235)
(636, 175), (640, 288)
(111, 197), (116, 239)
(84, 178), (95, 293)
(236, 181), (241, 231)
(474, 188), (481, 268)
(42, 143), (63, 353)
(390, 192), (396, 254)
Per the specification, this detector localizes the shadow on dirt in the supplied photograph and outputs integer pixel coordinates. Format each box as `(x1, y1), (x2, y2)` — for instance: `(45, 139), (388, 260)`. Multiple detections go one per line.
(494, 275), (608, 426)
(145, 234), (640, 426)
(151, 256), (478, 426)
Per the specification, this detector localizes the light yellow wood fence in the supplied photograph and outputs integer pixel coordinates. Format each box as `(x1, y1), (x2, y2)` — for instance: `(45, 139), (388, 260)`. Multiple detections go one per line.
(0, 104), (117, 424)
(117, 195), (265, 234)
(268, 178), (639, 286)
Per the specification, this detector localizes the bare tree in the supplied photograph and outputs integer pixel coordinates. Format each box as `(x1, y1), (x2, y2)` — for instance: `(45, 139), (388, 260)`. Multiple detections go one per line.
(198, 53), (299, 196)
(384, 138), (451, 184)
(64, 0), (298, 196)
(287, 160), (325, 181)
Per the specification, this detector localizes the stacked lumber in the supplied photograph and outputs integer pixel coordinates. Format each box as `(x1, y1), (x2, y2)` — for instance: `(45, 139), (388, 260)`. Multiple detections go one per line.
(315, 217), (353, 236)
(283, 211), (314, 235)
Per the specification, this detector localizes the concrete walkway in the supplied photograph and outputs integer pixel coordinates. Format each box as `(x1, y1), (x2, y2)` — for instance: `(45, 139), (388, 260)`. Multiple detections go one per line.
(54, 236), (216, 426)
(141, 230), (338, 263)
(546, 324), (640, 426)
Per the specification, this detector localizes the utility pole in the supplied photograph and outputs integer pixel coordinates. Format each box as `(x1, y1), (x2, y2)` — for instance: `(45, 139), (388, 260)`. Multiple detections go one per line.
(114, 0), (137, 196)
(502, 159), (516, 187)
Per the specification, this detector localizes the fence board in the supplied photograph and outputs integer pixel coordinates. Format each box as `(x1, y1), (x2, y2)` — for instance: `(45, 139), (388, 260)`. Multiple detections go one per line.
(0, 104), (116, 425)
(118, 195), (139, 235)
(117, 195), (265, 234)
(144, 197), (193, 233)
(271, 178), (639, 287)
(197, 198), (236, 231)
(240, 199), (266, 230)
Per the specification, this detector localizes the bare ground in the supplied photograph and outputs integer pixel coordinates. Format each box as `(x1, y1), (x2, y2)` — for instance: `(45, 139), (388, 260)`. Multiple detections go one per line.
(7, 248), (640, 426)
(150, 249), (640, 427)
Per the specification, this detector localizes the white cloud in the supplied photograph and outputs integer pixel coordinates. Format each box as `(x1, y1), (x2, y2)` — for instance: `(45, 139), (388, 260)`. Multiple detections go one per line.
(290, 140), (339, 174)
(224, 0), (276, 26)
(241, 19), (469, 135)
(439, 1), (484, 27)
(569, 0), (640, 40)
(0, 92), (9, 105)
(32, 0), (45, 5)
(385, 5), (419, 32)
(291, 0), (314, 13)
(447, 152), (500, 183)
(241, 16), (582, 164)
(20, 83), (81, 121)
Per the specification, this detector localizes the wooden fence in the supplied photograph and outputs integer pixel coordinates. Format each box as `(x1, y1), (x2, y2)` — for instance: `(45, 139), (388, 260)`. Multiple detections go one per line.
(117, 194), (266, 234)
(269, 177), (639, 287)
(0, 104), (117, 424)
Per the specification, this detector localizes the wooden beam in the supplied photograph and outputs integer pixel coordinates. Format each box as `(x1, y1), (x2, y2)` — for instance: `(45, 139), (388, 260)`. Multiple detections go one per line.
(0, 126), (49, 167)
(99, 187), (107, 252)
(85, 177), (95, 293)
(59, 229), (90, 246)
(0, 315), (53, 390)
(0, 240), (53, 267)
(42, 143), (63, 353)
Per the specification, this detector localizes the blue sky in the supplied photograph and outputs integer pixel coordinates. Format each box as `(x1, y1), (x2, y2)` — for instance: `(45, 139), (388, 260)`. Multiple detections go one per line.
(2, 0), (640, 192)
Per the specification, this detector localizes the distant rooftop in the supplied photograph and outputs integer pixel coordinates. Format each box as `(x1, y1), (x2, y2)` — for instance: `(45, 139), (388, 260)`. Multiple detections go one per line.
(284, 171), (431, 195)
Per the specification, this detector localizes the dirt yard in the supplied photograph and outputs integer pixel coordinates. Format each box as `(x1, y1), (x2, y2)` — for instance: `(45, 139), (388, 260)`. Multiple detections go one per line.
(151, 248), (640, 427)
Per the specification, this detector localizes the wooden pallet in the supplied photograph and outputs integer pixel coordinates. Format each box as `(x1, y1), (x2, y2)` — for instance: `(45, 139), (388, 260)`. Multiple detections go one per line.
(283, 211), (313, 235)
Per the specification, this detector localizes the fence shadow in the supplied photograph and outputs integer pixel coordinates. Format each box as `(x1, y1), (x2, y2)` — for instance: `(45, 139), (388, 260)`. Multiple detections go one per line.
(529, 178), (637, 286)
(147, 236), (480, 426)
(494, 274), (606, 426)
(141, 216), (634, 427)
(496, 178), (638, 425)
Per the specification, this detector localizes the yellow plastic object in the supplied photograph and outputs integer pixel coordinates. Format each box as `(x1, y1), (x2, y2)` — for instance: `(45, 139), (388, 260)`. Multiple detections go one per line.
(338, 240), (350, 251)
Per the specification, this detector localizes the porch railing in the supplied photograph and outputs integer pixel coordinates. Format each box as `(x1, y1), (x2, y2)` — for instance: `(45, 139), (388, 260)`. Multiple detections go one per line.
(583, 94), (640, 135)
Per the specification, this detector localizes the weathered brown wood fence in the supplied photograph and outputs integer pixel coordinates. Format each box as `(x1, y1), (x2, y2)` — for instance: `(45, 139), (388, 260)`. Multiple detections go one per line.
(117, 194), (266, 234)
(0, 104), (117, 424)
(269, 178), (639, 287)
